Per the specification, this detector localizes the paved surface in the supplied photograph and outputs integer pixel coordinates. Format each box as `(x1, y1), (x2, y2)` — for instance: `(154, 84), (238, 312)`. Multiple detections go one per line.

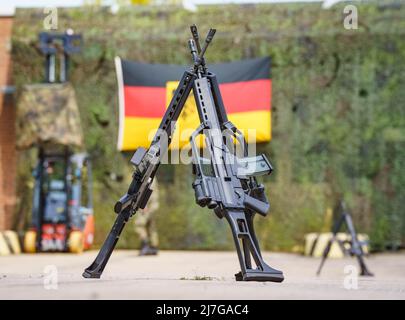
(0, 250), (404, 299)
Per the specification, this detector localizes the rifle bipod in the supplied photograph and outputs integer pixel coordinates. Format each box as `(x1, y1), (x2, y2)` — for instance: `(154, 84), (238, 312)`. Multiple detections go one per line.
(83, 25), (284, 282)
(316, 201), (373, 277)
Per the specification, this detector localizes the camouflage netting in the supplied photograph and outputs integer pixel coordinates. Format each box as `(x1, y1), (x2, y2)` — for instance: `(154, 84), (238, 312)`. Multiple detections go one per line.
(16, 83), (83, 149)
(11, 2), (405, 251)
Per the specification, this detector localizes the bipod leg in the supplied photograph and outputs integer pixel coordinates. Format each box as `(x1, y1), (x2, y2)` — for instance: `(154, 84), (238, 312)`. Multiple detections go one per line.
(344, 213), (374, 277)
(317, 213), (344, 276)
(316, 238), (333, 276)
(357, 255), (374, 276)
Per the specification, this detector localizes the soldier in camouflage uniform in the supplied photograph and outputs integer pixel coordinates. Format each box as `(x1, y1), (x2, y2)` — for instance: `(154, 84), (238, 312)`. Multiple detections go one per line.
(135, 179), (159, 256)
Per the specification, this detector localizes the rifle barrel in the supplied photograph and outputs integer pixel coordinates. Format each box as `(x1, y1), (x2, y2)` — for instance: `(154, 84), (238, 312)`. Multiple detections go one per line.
(199, 28), (216, 61)
(190, 24), (202, 53)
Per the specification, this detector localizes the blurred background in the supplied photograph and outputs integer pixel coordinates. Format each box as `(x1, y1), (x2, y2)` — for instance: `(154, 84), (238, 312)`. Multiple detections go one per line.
(0, 0), (404, 255)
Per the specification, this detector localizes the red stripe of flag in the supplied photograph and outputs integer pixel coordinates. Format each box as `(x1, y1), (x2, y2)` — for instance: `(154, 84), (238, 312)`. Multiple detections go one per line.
(124, 79), (271, 118)
(124, 86), (166, 118)
(221, 79), (271, 113)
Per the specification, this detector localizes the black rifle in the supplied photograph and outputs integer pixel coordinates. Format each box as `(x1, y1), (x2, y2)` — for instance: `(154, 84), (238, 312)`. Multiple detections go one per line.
(317, 201), (373, 276)
(83, 25), (284, 282)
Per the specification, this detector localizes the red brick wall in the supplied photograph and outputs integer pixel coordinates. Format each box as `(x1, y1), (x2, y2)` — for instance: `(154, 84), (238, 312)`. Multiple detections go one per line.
(0, 16), (16, 230)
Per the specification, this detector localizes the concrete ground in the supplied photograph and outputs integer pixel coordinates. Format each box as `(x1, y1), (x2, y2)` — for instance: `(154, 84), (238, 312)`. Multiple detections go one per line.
(0, 250), (404, 299)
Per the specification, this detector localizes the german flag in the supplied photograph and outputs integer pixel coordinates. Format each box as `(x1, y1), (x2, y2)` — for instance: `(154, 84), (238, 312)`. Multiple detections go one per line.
(115, 57), (271, 151)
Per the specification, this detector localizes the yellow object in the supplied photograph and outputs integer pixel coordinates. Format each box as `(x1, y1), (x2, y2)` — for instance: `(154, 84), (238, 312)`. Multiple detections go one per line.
(131, 0), (150, 4)
(304, 232), (319, 256)
(68, 231), (84, 254)
(312, 233), (346, 258)
(0, 233), (11, 256)
(24, 231), (37, 253)
(3, 231), (21, 254)
(356, 234), (370, 254)
(304, 232), (370, 258)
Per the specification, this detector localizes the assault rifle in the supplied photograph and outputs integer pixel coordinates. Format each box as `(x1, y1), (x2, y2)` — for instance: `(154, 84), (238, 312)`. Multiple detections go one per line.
(83, 25), (284, 282)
